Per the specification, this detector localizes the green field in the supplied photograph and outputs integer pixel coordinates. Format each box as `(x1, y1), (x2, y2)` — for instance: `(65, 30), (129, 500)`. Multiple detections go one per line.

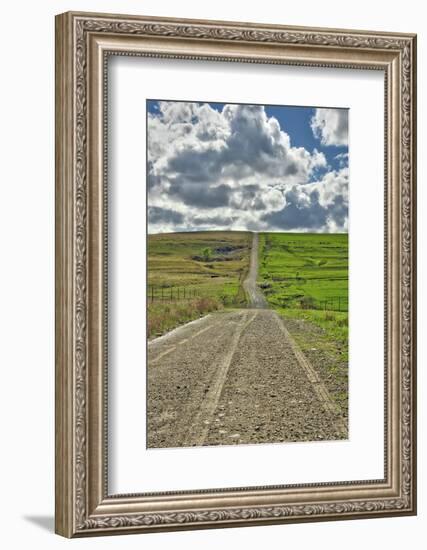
(257, 232), (349, 415)
(147, 230), (349, 346)
(147, 230), (348, 414)
(258, 232), (348, 310)
(258, 232), (348, 356)
(147, 231), (251, 337)
(148, 231), (251, 303)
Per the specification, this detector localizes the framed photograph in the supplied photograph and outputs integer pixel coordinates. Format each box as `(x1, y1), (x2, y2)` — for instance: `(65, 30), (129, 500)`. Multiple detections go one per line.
(55, 11), (417, 537)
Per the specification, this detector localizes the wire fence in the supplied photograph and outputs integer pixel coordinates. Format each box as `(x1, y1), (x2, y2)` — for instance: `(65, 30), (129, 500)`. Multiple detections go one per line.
(297, 296), (348, 312)
(147, 285), (200, 303)
(148, 285), (348, 312)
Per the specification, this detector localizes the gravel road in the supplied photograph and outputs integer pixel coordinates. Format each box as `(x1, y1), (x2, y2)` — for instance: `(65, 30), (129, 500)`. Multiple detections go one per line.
(147, 233), (348, 448)
(242, 232), (267, 308)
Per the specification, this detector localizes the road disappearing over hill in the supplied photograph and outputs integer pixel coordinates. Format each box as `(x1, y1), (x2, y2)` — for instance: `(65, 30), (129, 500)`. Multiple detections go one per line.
(147, 233), (347, 448)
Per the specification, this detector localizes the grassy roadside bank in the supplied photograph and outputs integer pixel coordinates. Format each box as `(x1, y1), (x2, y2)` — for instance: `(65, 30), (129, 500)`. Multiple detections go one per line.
(279, 309), (348, 418)
(257, 232), (349, 416)
(147, 231), (251, 338)
(257, 232), (348, 340)
(148, 297), (222, 339)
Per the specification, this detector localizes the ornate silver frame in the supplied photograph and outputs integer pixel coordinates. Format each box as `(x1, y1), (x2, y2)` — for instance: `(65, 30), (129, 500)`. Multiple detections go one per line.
(55, 11), (417, 537)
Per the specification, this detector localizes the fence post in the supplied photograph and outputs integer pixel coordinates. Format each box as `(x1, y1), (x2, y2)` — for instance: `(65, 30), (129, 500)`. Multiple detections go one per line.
(151, 286), (154, 303)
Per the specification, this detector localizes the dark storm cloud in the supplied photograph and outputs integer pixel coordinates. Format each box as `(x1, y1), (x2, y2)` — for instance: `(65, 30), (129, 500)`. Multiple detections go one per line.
(191, 214), (237, 227)
(169, 181), (232, 208)
(261, 182), (349, 232)
(328, 195), (348, 227)
(167, 148), (223, 183)
(148, 206), (184, 225)
(227, 183), (272, 211)
(147, 172), (162, 190)
(262, 189), (327, 231)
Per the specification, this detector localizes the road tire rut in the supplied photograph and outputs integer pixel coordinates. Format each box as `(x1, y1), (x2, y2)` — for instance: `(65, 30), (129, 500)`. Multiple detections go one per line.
(147, 233), (347, 448)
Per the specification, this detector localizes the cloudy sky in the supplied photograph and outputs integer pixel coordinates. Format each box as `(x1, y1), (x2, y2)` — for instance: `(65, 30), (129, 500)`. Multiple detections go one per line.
(147, 100), (348, 234)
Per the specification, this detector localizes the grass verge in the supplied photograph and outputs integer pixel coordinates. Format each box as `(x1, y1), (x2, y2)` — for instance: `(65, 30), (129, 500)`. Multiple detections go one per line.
(257, 232), (349, 418)
(257, 232), (348, 359)
(279, 308), (348, 417)
(148, 297), (222, 339)
(278, 307), (348, 359)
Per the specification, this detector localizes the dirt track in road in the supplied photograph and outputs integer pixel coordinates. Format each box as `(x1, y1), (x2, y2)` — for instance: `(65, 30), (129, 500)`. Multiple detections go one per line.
(147, 233), (348, 448)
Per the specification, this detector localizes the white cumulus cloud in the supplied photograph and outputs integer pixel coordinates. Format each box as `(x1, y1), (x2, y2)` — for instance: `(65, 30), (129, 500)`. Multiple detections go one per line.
(147, 101), (348, 233)
(311, 108), (348, 147)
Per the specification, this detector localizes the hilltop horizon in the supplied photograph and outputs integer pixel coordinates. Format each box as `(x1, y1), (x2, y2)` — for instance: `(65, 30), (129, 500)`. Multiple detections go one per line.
(147, 228), (349, 237)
